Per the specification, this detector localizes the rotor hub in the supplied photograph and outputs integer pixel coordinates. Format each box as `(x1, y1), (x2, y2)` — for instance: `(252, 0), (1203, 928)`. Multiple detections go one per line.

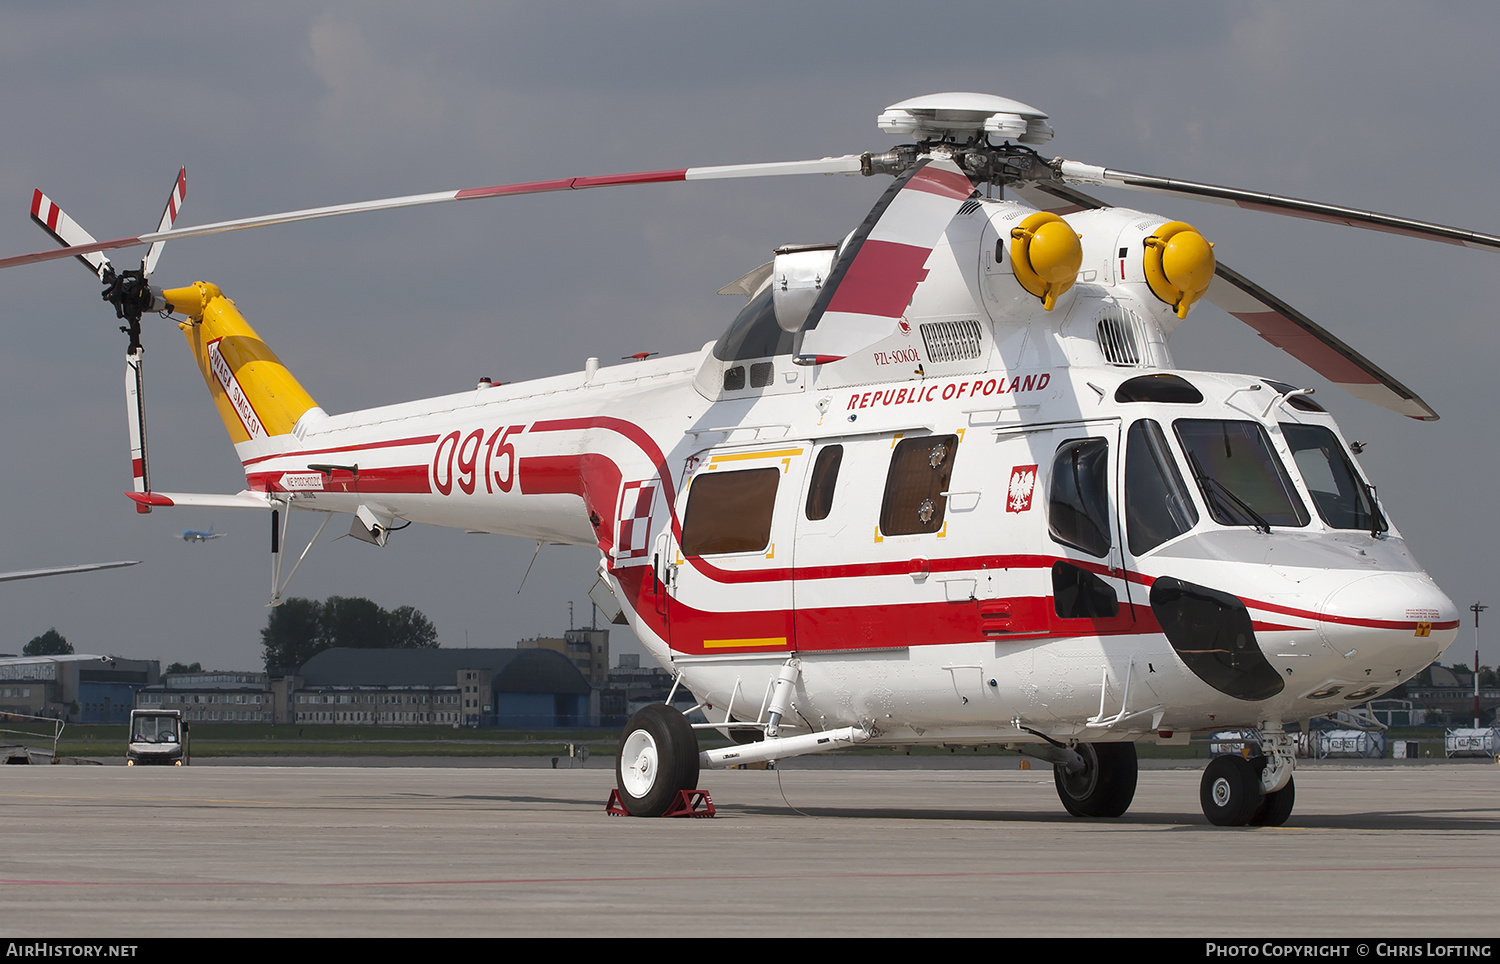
(879, 93), (1054, 145)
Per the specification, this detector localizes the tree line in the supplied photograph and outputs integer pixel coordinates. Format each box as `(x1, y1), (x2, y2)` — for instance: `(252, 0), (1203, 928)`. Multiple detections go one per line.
(261, 596), (438, 670)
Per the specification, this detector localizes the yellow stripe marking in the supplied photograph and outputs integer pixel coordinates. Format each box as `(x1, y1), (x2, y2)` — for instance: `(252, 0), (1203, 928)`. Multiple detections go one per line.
(703, 637), (789, 649)
(710, 448), (805, 463)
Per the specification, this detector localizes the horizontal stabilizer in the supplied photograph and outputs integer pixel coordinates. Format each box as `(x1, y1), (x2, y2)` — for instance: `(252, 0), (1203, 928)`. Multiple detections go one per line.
(126, 490), (273, 510)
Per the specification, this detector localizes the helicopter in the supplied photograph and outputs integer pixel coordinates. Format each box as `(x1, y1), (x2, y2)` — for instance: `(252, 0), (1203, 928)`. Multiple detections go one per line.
(1, 92), (1478, 826)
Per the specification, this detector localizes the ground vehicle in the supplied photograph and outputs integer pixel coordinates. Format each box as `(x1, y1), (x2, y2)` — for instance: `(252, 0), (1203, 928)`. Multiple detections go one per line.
(126, 708), (188, 766)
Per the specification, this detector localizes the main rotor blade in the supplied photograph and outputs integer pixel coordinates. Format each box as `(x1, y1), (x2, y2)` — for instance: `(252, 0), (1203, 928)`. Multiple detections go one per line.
(0, 155), (865, 272)
(0, 560), (139, 583)
(1009, 180), (1437, 420)
(1053, 160), (1500, 251)
(1206, 263), (1437, 420)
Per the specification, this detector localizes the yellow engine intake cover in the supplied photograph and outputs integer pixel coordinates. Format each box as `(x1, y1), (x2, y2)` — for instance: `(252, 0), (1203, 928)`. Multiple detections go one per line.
(1009, 211), (1082, 311)
(1143, 221), (1215, 319)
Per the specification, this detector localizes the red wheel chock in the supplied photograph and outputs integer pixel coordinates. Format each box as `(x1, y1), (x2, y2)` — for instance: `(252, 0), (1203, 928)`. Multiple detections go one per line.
(606, 788), (715, 817)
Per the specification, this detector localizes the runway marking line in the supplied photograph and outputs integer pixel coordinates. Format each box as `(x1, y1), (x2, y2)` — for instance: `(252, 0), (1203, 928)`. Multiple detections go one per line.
(4, 865), (1498, 889)
(0, 793), (290, 806)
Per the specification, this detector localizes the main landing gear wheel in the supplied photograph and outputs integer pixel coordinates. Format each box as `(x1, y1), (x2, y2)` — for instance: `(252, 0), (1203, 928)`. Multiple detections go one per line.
(1248, 775), (1295, 827)
(615, 704), (700, 817)
(1053, 741), (1138, 818)
(1200, 755), (1263, 826)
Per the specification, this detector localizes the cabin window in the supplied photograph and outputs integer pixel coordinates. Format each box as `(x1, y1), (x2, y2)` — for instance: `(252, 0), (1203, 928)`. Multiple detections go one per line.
(1174, 420), (1309, 529)
(879, 435), (958, 536)
(680, 467), (780, 555)
(1114, 373), (1203, 404)
(1048, 437), (1112, 558)
(723, 366), (746, 391)
(750, 361), (775, 388)
(1052, 562), (1119, 619)
(805, 445), (843, 521)
(1280, 423), (1386, 532)
(1124, 419), (1199, 554)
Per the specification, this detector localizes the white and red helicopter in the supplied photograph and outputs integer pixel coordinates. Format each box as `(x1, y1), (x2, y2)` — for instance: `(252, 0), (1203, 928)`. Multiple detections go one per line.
(2, 93), (1479, 826)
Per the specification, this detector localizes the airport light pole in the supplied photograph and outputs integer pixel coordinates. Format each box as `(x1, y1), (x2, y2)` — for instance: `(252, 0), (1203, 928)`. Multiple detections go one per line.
(1471, 602), (1487, 728)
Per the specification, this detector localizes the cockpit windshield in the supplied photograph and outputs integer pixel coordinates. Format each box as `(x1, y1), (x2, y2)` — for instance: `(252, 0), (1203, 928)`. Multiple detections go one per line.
(1174, 419), (1309, 530)
(1280, 423), (1387, 533)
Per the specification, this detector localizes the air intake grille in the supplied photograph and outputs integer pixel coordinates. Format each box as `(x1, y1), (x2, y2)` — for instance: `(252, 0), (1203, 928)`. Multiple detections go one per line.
(1096, 308), (1147, 367)
(920, 320), (984, 363)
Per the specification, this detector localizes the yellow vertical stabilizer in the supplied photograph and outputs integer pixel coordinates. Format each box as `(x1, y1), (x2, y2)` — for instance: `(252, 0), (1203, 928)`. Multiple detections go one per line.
(164, 282), (317, 446)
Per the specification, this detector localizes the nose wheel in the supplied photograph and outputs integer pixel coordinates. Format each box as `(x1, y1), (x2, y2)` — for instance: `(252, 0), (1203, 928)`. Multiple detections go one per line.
(1200, 755), (1296, 826)
(614, 704), (700, 817)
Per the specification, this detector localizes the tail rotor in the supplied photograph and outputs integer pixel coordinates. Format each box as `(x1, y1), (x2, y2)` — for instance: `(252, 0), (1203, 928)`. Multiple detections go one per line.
(30, 169), (186, 511)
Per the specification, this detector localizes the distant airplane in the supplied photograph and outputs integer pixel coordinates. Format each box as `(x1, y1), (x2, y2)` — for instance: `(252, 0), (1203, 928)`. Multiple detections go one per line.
(179, 526), (224, 543)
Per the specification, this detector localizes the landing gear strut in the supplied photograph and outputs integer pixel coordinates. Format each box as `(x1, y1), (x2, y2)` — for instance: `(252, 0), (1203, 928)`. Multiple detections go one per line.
(1053, 741), (1138, 818)
(614, 704), (700, 817)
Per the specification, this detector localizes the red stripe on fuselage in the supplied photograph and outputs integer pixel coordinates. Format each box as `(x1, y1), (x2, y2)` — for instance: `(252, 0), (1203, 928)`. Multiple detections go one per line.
(246, 464), (431, 494)
(528, 416), (1449, 637)
(517, 454), (623, 554)
(241, 433), (442, 467)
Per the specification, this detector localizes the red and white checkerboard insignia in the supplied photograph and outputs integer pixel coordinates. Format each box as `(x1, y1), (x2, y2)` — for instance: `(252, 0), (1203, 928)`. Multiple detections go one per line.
(1007, 464), (1038, 513)
(615, 478), (659, 562)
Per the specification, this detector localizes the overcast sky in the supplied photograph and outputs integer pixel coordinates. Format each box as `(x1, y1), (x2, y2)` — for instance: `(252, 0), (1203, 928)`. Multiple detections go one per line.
(2, 1), (1498, 671)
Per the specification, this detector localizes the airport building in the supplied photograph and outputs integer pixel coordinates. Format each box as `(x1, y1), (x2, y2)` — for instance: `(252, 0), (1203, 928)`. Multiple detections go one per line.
(1, 656), (158, 723)
(287, 646), (596, 727)
(516, 628), (610, 687)
(600, 653), (675, 725)
(1391, 665), (1500, 724)
(134, 670), (273, 723)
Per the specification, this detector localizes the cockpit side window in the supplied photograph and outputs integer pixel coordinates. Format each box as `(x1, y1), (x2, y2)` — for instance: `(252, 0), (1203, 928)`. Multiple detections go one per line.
(1174, 420), (1309, 529)
(1280, 423), (1387, 532)
(1048, 437), (1112, 558)
(1125, 419), (1199, 554)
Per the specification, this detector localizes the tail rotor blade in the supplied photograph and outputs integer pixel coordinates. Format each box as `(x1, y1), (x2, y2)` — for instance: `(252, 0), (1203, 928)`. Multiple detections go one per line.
(30, 190), (112, 280)
(126, 349), (150, 511)
(141, 167), (186, 278)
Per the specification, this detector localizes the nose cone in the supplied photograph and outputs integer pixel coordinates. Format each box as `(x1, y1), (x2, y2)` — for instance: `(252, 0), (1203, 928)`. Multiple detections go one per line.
(1317, 571), (1458, 656)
